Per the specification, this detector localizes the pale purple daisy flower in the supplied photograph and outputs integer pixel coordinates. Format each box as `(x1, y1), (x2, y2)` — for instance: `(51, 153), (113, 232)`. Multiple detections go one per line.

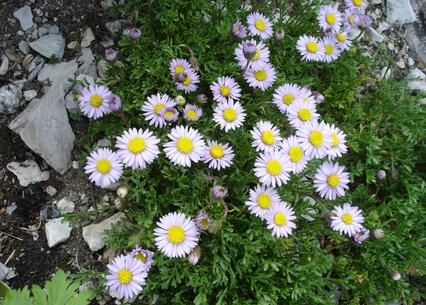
(244, 62), (276, 91)
(73, 84), (84, 96)
(109, 94), (122, 112)
(141, 93), (176, 128)
(231, 21), (247, 38)
(254, 149), (292, 187)
(343, 8), (357, 32)
(115, 128), (160, 170)
(331, 203), (364, 237)
(324, 123), (347, 159)
(332, 31), (352, 51)
(202, 140), (234, 170)
(296, 121), (332, 159)
(128, 27), (142, 39)
(169, 58), (192, 77)
(130, 246), (154, 270)
(247, 12), (273, 40)
(313, 161), (350, 200)
(353, 227), (369, 244)
(105, 48), (118, 61)
(317, 4), (342, 33)
(212, 100), (246, 132)
(250, 121), (283, 152)
(195, 211), (211, 230)
(183, 104), (202, 122)
(235, 39), (270, 69)
(212, 185), (228, 199)
(272, 83), (303, 113)
(106, 254), (148, 300)
(297, 86), (317, 104)
(296, 35), (325, 61)
(210, 76), (241, 103)
(321, 36), (342, 62)
(160, 107), (179, 123)
(344, 0), (367, 13)
(280, 136), (310, 174)
(175, 69), (200, 93)
(79, 85), (113, 119)
(287, 99), (320, 130)
(245, 184), (280, 219)
(85, 148), (123, 188)
(354, 14), (372, 30)
(265, 202), (297, 238)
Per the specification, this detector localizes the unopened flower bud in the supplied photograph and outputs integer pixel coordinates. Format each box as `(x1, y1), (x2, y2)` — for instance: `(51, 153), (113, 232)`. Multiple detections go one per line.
(109, 94), (122, 112)
(114, 198), (123, 209)
(242, 41), (256, 60)
(409, 265), (420, 275)
(175, 95), (186, 106)
(373, 229), (384, 239)
(312, 91), (325, 103)
(355, 274), (364, 283)
(274, 28), (285, 40)
(175, 72), (187, 84)
(211, 185), (228, 199)
(390, 271), (401, 281)
(188, 246), (201, 265)
(117, 186), (128, 199)
(376, 169), (386, 180)
(196, 94), (207, 104)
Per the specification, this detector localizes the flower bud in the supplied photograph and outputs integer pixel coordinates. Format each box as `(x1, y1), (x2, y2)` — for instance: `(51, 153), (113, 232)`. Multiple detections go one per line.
(312, 91), (325, 104)
(175, 72), (187, 84)
(376, 169), (386, 180)
(196, 94), (208, 104)
(274, 28), (285, 40)
(188, 246), (201, 265)
(109, 94), (122, 113)
(117, 186), (128, 199)
(175, 95), (186, 106)
(211, 185), (228, 199)
(114, 198), (123, 209)
(373, 228), (384, 239)
(242, 41), (256, 60)
(390, 271), (401, 281)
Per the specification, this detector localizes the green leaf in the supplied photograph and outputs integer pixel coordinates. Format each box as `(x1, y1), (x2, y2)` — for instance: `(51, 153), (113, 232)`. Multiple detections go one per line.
(3, 286), (33, 305)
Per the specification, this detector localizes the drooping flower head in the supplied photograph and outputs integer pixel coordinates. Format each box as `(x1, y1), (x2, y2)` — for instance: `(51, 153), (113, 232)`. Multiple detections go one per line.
(141, 93), (176, 128)
(254, 149), (292, 187)
(79, 85), (112, 119)
(85, 148), (123, 187)
(280, 136), (310, 174)
(272, 83), (303, 113)
(212, 100), (246, 132)
(247, 12), (273, 40)
(331, 203), (364, 237)
(250, 121), (283, 152)
(210, 76), (241, 103)
(211, 185), (228, 199)
(321, 36), (342, 62)
(313, 161), (350, 200)
(235, 39), (270, 69)
(130, 246), (154, 270)
(105, 48), (118, 61)
(195, 211), (211, 231)
(231, 21), (247, 38)
(266, 202), (297, 238)
(324, 123), (347, 159)
(244, 62), (276, 91)
(353, 227), (370, 244)
(245, 184), (280, 219)
(317, 4), (342, 33)
(175, 69), (200, 93)
(109, 94), (122, 113)
(160, 107), (179, 123)
(287, 99), (320, 129)
(242, 40), (257, 60)
(296, 121), (332, 159)
(354, 15), (372, 30)
(183, 104), (202, 122)
(202, 140), (235, 170)
(296, 35), (325, 61)
(196, 94), (208, 104)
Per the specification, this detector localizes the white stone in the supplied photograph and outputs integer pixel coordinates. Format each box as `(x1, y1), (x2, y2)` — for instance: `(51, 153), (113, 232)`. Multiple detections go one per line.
(0, 84), (22, 115)
(65, 91), (80, 114)
(405, 23), (426, 65)
(29, 34), (65, 59)
(23, 89), (37, 101)
(45, 217), (72, 247)
(13, 6), (34, 31)
(408, 58), (415, 66)
(407, 68), (426, 92)
(82, 213), (125, 251)
(386, 0), (416, 26)
(45, 185), (57, 196)
(377, 21), (389, 33)
(396, 59), (406, 69)
(0, 55), (9, 76)
(6, 160), (49, 187)
(97, 60), (109, 79)
(365, 28), (384, 43)
(105, 20), (127, 36)
(96, 138), (111, 148)
(49, 25), (59, 34)
(38, 60), (78, 89)
(67, 41), (79, 49)
(6, 202), (17, 215)
(18, 41), (30, 55)
(72, 160), (79, 169)
(0, 262), (10, 280)
(56, 196), (75, 213)
(81, 27), (95, 48)
(380, 67), (391, 80)
(38, 27), (49, 37)
(101, 0), (115, 10)
(77, 48), (97, 76)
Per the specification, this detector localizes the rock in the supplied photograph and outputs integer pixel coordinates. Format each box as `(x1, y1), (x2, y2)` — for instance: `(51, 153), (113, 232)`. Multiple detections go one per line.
(81, 27), (95, 48)
(101, 0), (115, 10)
(97, 60), (109, 79)
(13, 6), (34, 31)
(23, 89), (37, 101)
(28, 61), (45, 81)
(40, 205), (61, 220)
(380, 67), (391, 80)
(371, 0), (382, 4)
(377, 21), (390, 33)
(105, 20), (127, 36)
(77, 48), (97, 76)
(396, 58), (406, 69)
(45, 217), (72, 247)
(0, 84), (23, 115)
(79, 281), (95, 293)
(6, 202), (17, 215)
(76, 73), (95, 85)
(101, 38), (114, 48)
(56, 196), (75, 213)
(49, 25), (59, 34)
(45, 185), (57, 196)
(5, 49), (18, 62)
(0, 55), (9, 76)
(407, 68), (426, 92)
(6, 160), (50, 187)
(101, 181), (120, 191)
(38, 27), (49, 37)
(386, 0), (416, 26)
(65, 91), (80, 114)
(18, 41), (30, 55)
(82, 213), (125, 251)
(408, 58), (415, 66)
(405, 23), (426, 65)
(0, 262), (10, 280)
(67, 41), (79, 49)
(38, 60), (78, 89)
(365, 28), (384, 43)
(29, 34), (65, 59)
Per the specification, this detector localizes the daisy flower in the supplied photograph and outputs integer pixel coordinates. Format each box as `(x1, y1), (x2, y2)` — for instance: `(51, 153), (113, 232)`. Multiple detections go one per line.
(231, 21), (247, 38)
(212, 100), (246, 132)
(141, 93), (176, 128)
(324, 123), (347, 159)
(105, 48), (118, 61)
(202, 140), (234, 170)
(296, 121), (332, 159)
(85, 148), (123, 188)
(106, 254), (148, 300)
(154, 212), (199, 258)
(287, 99), (320, 129)
(210, 76), (241, 103)
(343, 8), (357, 32)
(317, 4), (342, 33)
(235, 39), (270, 69)
(130, 246), (154, 270)
(244, 62), (276, 91)
(79, 85), (112, 119)
(109, 94), (122, 112)
(353, 227), (370, 244)
(250, 121), (283, 152)
(331, 203), (364, 237)
(266, 202), (297, 238)
(272, 83), (302, 113)
(254, 149), (292, 187)
(195, 211), (211, 231)
(296, 35), (325, 61)
(175, 69), (200, 93)
(245, 184), (281, 219)
(124, 27), (142, 39)
(160, 107), (179, 123)
(280, 136), (310, 174)
(321, 36), (342, 62)
(163, 125), (205, 167)
(344, 0), (367, 13)
(169, 58), (192, 77)
(211, 185), (228, 199)
(313, 161), (350, 200)
(247, 12), (273, 40)
(297, 86), (317, 104)
(183, 104), (202, 122)
(115, 128), (160, 170)
(354, 14), (372, 30)
(333, 31), (352, 51)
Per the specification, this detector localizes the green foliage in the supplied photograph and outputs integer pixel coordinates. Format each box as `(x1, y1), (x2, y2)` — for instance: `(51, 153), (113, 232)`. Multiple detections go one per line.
(3, 270), (94, 305)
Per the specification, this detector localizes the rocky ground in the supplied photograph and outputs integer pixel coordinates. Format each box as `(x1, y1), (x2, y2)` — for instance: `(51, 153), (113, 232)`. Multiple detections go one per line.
(0, 0), (425, 304)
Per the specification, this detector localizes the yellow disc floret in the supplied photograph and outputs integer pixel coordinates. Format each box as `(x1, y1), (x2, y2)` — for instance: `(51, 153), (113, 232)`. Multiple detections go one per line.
(327, 174), (340, 188)
(266, 160), (281, 176)
(342, 213), (353, 224)
(253, 48), (260, 61)
(117, 269), (132, 284)
(183, 77), (192, 86)
(325, 45), (334, 55)
(223, 109), (237, 122)
(257, 194), (272, 209)
(210, 145), (225, 159)
(176, 137), (193, 154)
(298, 108), (312, 121)
(353, 0), (362, 7)
(336, 33), (345, 43)
(261, 130), (275, 145)
(288, 146), (303, 162)
(134, 252), (147, 263)
(306, 41), (318, 53)
(168, 226), (185, 244)
(219, 86), (231, 97)
(154, 103), (165, 115)
(326, 13), (336, 24)
(175, 65), (185, 73)
(309, 130), (323, 147)
(89, 94), (103, 107)
(274, 212), (287, 226)
(186, 109), (197, 119)
(331, 133), (339, 146)
(283, 94), (294, 105)
(96, 159), (112, 174)
(255, 19), (267, 31)
(128, 137), (146, 154)
(254, 70), (267, 81)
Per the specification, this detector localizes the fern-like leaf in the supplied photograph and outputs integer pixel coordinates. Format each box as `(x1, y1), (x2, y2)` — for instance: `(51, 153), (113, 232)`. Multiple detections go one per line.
(3, 286), (33, 305)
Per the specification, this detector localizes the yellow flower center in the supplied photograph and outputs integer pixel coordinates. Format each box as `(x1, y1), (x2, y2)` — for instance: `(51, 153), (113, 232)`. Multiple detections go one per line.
(255, 19), (267, 31)
(164, 110), (175, 118)
(336, 33), (345, 43)
(183, 77), (192, 86)
(274, 212), (287, 226)
(223, 108), (237, 122)
(257, 193), (272, 209)
(327, 174), (340, 188)
(154, 103), (165, 115)
(283, 94), (294, 105)
(309, 130), (323, 147)
(298, 108), (312, 121)
(331, 133), (339, 146)
(186, 109), (197, 119)
(326, 13), (336, 24)
(200, 218), (209, 228)
(219, 86), (231, 97)
(127, 137), (146, 154)
(253, 48), (260, 60)
(168, 226), (185, 244)
(288, 146), (303, 162)
(348, 15), (355, 24)
(96, 159), (112, 174)
(266, 160), (281, 176)
(175, 65), (185, 73)
(325, 45), (334, 55)
(254, 70), (267, 81)
(117, 269), (132, 284)
(134, 252), (148, 263)
(261, 130), (275, 145)
(306, 41), (318, 53)
(353, 0), (362, 7)
(89, 94), (103, 107)
(210, 145), (224, 159)
(342, 213), (353, 224)
(176, 137), (193, 154)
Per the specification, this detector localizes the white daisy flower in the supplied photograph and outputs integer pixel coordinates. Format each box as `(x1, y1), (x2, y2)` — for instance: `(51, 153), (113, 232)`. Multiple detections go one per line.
(321, 36), (342, 62)
(297, 86), (317, 104)
(169, 58), (192, 77)
(343, 8), (357, 32)
(210, 76), (241, 103)
(79, 85), (112, 119)
(116, 128), (160, 170)
(331, 203), (364, 237)
(163, 125), (206, 167)
(141, 93), (176, 128)
(313, 161), (350, 200)
(202, 140), (234, 170)
(183, 104), (202, 122)
(324, 123), (347, 159)
(247, 12), (273, 40)
(266, 202), (297, 238)
(296, 121), (332, 159)
(250, 121), (283, 152)
(175, 69), (200, 93)
(280, 136), (310, 174)
(245, 184), (281, 219)
(234, 39), (270, 69)
(213, 100), (246, 132)
(85, 148), (123, 188)
(287, 99), (320, 130)
(296, 35), (325, 61)
(333, 31), (352, 51)
(244, 62), (276, 91)
(344, 0), (367, 13)
(254, 149), (292, 187)
(317, 4), (342, 33)
(272, 83), (302, 113)
(154, 212), (199, 258)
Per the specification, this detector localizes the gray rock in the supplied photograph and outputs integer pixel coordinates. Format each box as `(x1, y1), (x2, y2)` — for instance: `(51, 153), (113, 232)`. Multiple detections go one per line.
(96, 138), (112, 148)
(386, 0), (416, 26)
(101, 38), (114, 48)
(45, 185), (57, 196)
(407, 68), (426, 92)
(6, 202), (17, 215)
(81, 27), (95, 48)
(49, 25), (60, 34)
(380, 67), (391, 80)
(13, 6), (34, 31)
(0, 55), (9, 76)
(23, 89), (37, 101)
(76, 73), (95, 85)
(65, 91), (80, 114)
(377, 21), (390, 33)
(67, 41), (79, 50)
(38, 60), (78, 90)
(82, 213), (125, 251)
(5, 49), (18, 61)
(56, 196), (75, 213)
(6, 160), (50, 187)
(405, 23), (426, 65)
(97, 60), (109, 79)
(28, 61), (45, 81)
(408, 58), (415, 66)
(0, 84), (22, 115)
(45, 217), (72, 247)
(18, 40), (30, 55)
(105, 19), (127, 36)
(366, 28), (384, 43)
(30, 34), (65, 59)
(0, 262), (10, 280)
(17, 30), (24, 36)
(38, 27), (49, 37)
(77, 48), (97, 76)
(101, 0), (115, 10)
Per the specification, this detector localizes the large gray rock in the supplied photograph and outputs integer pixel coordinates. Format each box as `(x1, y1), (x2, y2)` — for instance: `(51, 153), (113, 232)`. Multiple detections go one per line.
(386, 0), (416, 26)
(405, 22), (426, 65)
(81, 27), (95, 48)
(29, 34), (65, 59)
(6, 160), (50, 187)
(407, 68), (426, 92)
(77, 48), (97, 76)
(105, 19), (127, 36)
(0, 84), (22, 115)
(13, 6), (34, 31)
(38, 60), (78, 91)
(56, 196), (75, 213)
(45, 217), (72, 247)
(82, 213), (125, 251)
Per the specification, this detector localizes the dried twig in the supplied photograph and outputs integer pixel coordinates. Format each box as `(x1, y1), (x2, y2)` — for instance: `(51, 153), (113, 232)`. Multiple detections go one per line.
(4, 249), (15, 265)
(0, 230), (23, 241)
